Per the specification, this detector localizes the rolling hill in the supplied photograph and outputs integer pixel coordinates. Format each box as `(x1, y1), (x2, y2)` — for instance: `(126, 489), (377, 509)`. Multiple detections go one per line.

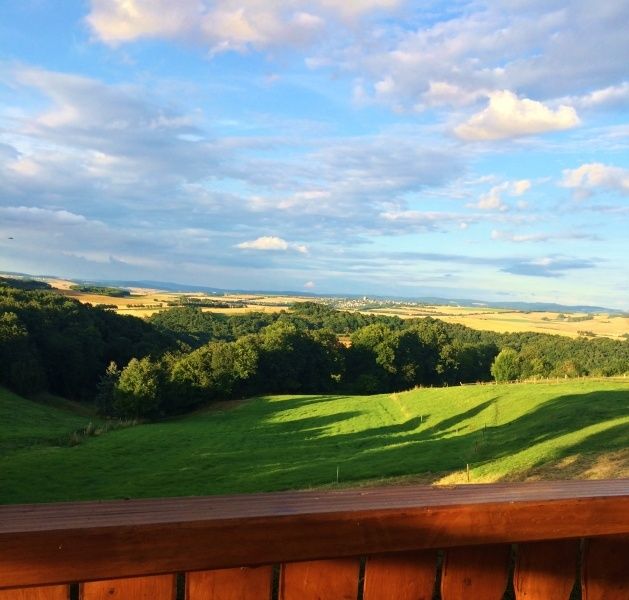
(1, 379), (627, 504)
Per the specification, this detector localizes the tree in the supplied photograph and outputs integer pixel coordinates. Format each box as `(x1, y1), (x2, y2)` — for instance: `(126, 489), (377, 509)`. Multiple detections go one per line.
(113, 358), (164, 418)
(0, 311), (46, 394)
(257, 321), (305, 392)
(490, 348), (521, 382)
(95, 362), (121, 415)
(391, 329), (434, 389)
(346, 324), (396, 392)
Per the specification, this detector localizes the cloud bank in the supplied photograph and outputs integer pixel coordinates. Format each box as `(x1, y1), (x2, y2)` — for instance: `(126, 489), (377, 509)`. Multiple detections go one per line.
(455, 91), (580, 140)
(87, 0), (400, 52)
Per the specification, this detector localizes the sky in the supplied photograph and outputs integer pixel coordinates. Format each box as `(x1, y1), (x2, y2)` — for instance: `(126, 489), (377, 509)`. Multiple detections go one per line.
(0, 1), (627, 308)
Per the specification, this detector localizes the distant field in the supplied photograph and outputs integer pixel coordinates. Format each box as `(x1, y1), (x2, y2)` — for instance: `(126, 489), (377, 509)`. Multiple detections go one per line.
(2, 379), (627, 504)
(363, 306), (629, 340)
(46, 279), (629, 339)
(49, 279), (292, 318)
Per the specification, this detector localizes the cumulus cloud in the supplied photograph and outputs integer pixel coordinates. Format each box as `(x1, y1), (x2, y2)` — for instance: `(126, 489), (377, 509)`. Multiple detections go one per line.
(455, 91), (580, 141)
(303, 280), (315, 289)
(237, 236), (289, 251)
(561, 163), (629, 198)
(476, 185), (510, 211)
(511, 180), (531, 196)
(319, 2), (629, 114)
(87, 0), (399, 52)
(236, 236), (308, 253)
(472, 179), (531, 211)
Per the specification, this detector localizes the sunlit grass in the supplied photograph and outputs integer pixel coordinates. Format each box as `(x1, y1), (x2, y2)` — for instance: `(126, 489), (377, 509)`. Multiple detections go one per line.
(1, 379), (627, 504)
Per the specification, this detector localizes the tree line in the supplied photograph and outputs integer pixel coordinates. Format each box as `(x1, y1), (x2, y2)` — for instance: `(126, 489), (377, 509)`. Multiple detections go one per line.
(1, 283), (627, 419)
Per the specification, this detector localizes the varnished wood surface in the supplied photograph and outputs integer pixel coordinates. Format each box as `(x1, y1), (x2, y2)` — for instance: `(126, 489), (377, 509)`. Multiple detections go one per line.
(582, 535), (629, 600)
(0, 587), (68, 600)
(514, 539), (579, 600)
(441, 544), (511, 600)
(3, 480), (628, 533)
(80, 575), (176, 600)
(279, 559), (359, 600)
(186, 566), (273, 600)
(0, 480), (628, 589)
(363, 550), (436, 600)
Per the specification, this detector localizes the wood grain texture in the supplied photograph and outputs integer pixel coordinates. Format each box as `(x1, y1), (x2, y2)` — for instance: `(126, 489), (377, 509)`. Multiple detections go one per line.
(279, 559), (359, 600)
(1, 480), (628, 589)
(0, 587), (68, 600)
(186, 566), (273, 600)
(441, 544), (511, 600)
(514, 539), (579, 600)
(363, 550), (436, 600)
(80, 575), (175, 600)
(582, 535), (629, 600)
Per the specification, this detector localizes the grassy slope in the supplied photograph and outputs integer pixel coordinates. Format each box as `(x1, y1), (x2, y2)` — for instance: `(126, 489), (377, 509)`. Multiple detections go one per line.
(1, 380), (628, 504)
(0, 388), (96, 453)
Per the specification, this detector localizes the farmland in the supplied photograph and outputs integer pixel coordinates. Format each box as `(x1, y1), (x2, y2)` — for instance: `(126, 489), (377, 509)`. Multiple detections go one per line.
(46, 279), (629, 341)
(363, 305), (629, 340)
(2, 378), (627, 504)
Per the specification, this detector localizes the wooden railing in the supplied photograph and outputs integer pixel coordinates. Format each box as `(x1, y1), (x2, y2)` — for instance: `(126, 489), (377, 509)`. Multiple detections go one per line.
(0, 480), (627, 599)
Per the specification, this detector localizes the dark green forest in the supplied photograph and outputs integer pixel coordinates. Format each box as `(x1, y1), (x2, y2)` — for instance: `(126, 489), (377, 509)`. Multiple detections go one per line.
(1, 282), (627, 419)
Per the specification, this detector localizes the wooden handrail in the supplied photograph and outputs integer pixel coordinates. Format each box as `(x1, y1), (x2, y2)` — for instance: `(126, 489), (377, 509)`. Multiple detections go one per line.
(1, 480), (628, 590)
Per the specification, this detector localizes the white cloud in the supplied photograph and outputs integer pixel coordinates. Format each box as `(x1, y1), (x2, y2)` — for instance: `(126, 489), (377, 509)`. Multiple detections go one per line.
(476, 184), (509, 211)
(561, 163), (629, 197)
(512, 179), (531, 196)
(419, 81), (487, 109)
(304, 280), (315, 289)
(455, 91), (580, 141)
(237, 236), (289, 251)
(573, 82), (629, 109)
(317, 0), (400, 18)
(491, 229), (597, 243)
(0, 206), (89, 226)
(87, 0), (398, 51)
(236, 236), (308, 254)
(378, 210), (477, 234)
(314, 2), (629, 114)
(1, 64), (465, 250)
(472, 179), (531, 211)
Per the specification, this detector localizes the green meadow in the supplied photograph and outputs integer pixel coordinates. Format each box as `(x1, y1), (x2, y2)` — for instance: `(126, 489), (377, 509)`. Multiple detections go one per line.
(1, 379), (628, 504)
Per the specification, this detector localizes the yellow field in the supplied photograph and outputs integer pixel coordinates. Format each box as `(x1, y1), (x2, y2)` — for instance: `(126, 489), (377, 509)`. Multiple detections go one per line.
(46, 280), (628, 340)
(203, 305), (285, 314)
(364, 306), (629, 340)
(48, 280), (292, 318)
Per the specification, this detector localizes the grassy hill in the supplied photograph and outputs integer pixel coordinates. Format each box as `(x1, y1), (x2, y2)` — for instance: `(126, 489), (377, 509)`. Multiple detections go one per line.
(1, 379), (628, 504)
(0, 388), (96, 453)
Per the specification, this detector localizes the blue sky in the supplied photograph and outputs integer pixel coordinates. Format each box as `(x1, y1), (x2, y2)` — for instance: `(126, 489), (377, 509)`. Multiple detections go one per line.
(0, 1), (627, 307)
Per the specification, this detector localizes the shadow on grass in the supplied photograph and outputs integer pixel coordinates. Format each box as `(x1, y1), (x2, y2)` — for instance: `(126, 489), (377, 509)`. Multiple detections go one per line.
(234, 390), (628, 490)
(498, 420), (629, 481)
(4, 388), (627, 503)
(419, 399), (495, 438)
